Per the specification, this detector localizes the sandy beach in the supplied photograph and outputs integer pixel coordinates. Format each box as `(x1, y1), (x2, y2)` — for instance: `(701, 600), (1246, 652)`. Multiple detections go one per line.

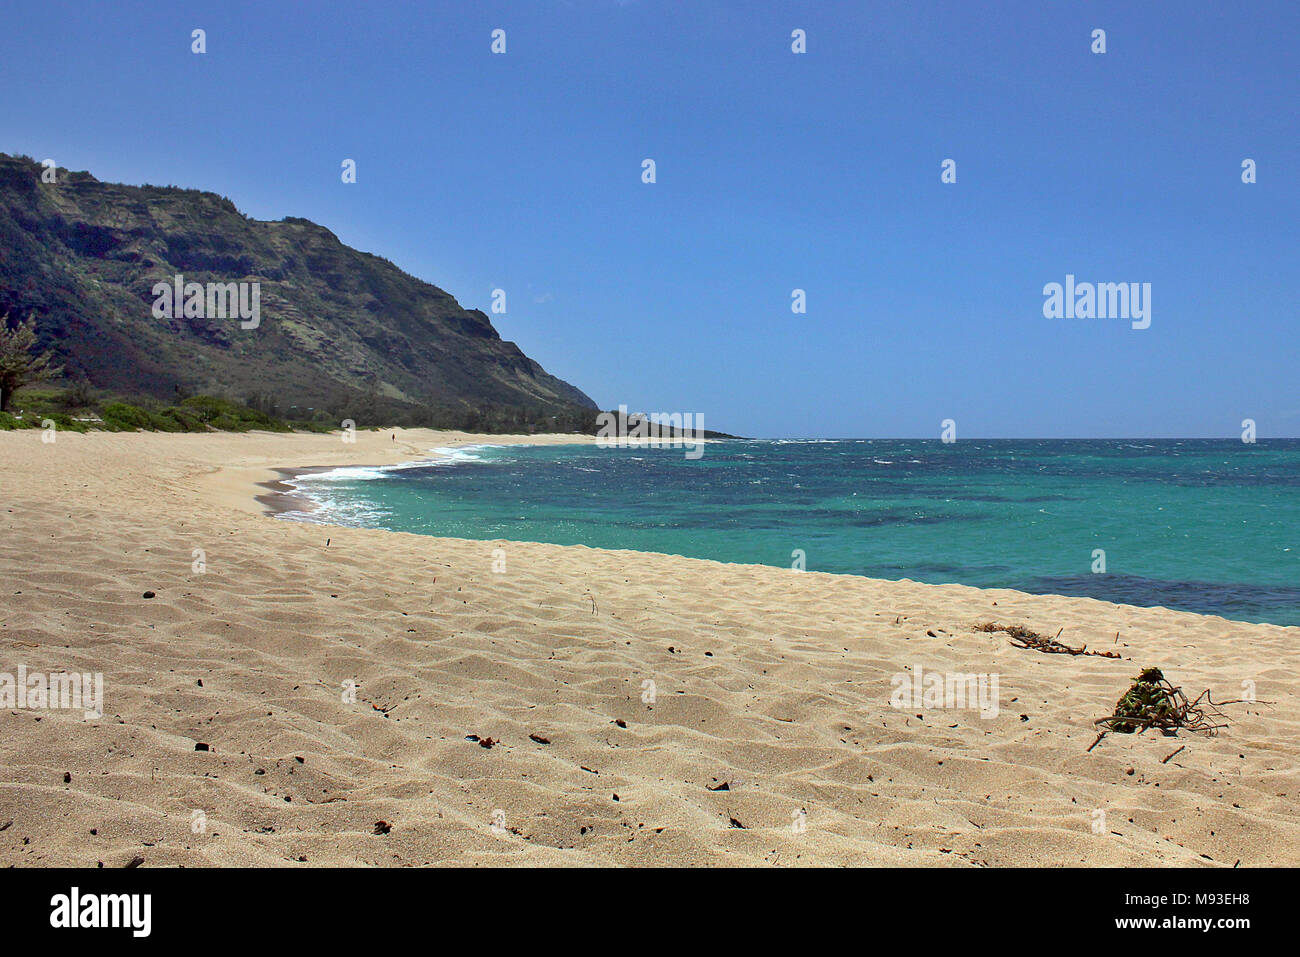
(2, 428), (1298, 867)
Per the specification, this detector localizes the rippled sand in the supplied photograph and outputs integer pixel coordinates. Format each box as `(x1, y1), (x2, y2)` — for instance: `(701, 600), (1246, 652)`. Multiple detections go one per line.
(2, 429), (1297, 866)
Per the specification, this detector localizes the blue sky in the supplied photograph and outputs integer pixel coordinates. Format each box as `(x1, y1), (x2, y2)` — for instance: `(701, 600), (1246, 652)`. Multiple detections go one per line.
(2, 1), (1296, 437)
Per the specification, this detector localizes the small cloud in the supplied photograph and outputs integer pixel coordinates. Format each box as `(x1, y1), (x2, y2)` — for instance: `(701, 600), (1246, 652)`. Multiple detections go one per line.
(533, 292), (554, 304)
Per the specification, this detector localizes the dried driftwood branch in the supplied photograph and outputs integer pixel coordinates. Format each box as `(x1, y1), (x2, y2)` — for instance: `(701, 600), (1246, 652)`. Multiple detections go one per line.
(976, 622), (1122, 659)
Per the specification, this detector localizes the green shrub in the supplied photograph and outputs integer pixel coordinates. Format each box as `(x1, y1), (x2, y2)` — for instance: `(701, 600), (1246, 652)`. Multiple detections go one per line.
(147, 410), (184, 432)
(291, 420), (334, 433)
(91, 395), (293, 433)
(180, 395), (290, 431)
(100, 402), (153, 432)
(11, 387), (62, 412)
(151, 407), (206, 432)
(40, 412), (89, 433)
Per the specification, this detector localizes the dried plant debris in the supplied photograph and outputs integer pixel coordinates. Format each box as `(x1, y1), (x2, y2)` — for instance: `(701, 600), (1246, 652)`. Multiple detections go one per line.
(1087, 667), (1256, 752)
(975, 622), (1121, 659)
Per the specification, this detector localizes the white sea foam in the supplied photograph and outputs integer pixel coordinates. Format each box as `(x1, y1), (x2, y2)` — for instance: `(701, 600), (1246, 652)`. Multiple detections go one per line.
(301, 445), (502, 484)
(276, 445), (501, 527)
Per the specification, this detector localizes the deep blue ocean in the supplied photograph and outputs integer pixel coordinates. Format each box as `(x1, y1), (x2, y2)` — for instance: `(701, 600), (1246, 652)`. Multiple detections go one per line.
(283, 439), (1300, 626)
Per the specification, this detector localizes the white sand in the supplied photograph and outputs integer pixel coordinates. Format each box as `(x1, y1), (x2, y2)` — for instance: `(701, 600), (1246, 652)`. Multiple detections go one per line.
(1, 428), (1297, 866)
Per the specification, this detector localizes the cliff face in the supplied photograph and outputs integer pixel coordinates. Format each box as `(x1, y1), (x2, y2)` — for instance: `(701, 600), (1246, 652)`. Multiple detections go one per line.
(0, 154), (596, 418)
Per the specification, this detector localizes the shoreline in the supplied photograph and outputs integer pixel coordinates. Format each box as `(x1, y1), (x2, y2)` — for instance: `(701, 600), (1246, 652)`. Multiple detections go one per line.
(197, 429), (597, 519)
(258, 432), (710, 522)
(252, 439), (563, 520)
(258, 435), (1297, 631)
(256, 466), (337, 519)
(3, 428), (1299, 866)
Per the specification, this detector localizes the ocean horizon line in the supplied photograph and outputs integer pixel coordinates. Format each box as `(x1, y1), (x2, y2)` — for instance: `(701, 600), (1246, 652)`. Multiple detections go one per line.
(690, 435), (1300, 443)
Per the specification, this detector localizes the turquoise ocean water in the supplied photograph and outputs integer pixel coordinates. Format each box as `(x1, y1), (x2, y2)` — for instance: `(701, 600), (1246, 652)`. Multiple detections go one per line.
(283, 439), (1300, 626)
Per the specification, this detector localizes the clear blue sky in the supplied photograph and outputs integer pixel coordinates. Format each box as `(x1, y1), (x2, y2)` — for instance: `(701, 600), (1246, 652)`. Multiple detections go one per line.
(2, 1), (1296, 437)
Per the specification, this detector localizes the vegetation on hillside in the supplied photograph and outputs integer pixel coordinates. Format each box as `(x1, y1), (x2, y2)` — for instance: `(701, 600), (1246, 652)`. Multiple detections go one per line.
(0, 379), (609, 435)
(0, 385), (300, 434)
(0, 381), (736, 439)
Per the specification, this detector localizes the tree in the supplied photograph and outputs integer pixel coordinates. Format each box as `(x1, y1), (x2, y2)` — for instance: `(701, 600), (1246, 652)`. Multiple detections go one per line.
(0, 314), (61, 412)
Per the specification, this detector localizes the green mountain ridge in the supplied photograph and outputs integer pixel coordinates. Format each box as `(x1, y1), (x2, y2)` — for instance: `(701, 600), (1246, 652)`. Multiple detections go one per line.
(0, 153), (597, 427)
